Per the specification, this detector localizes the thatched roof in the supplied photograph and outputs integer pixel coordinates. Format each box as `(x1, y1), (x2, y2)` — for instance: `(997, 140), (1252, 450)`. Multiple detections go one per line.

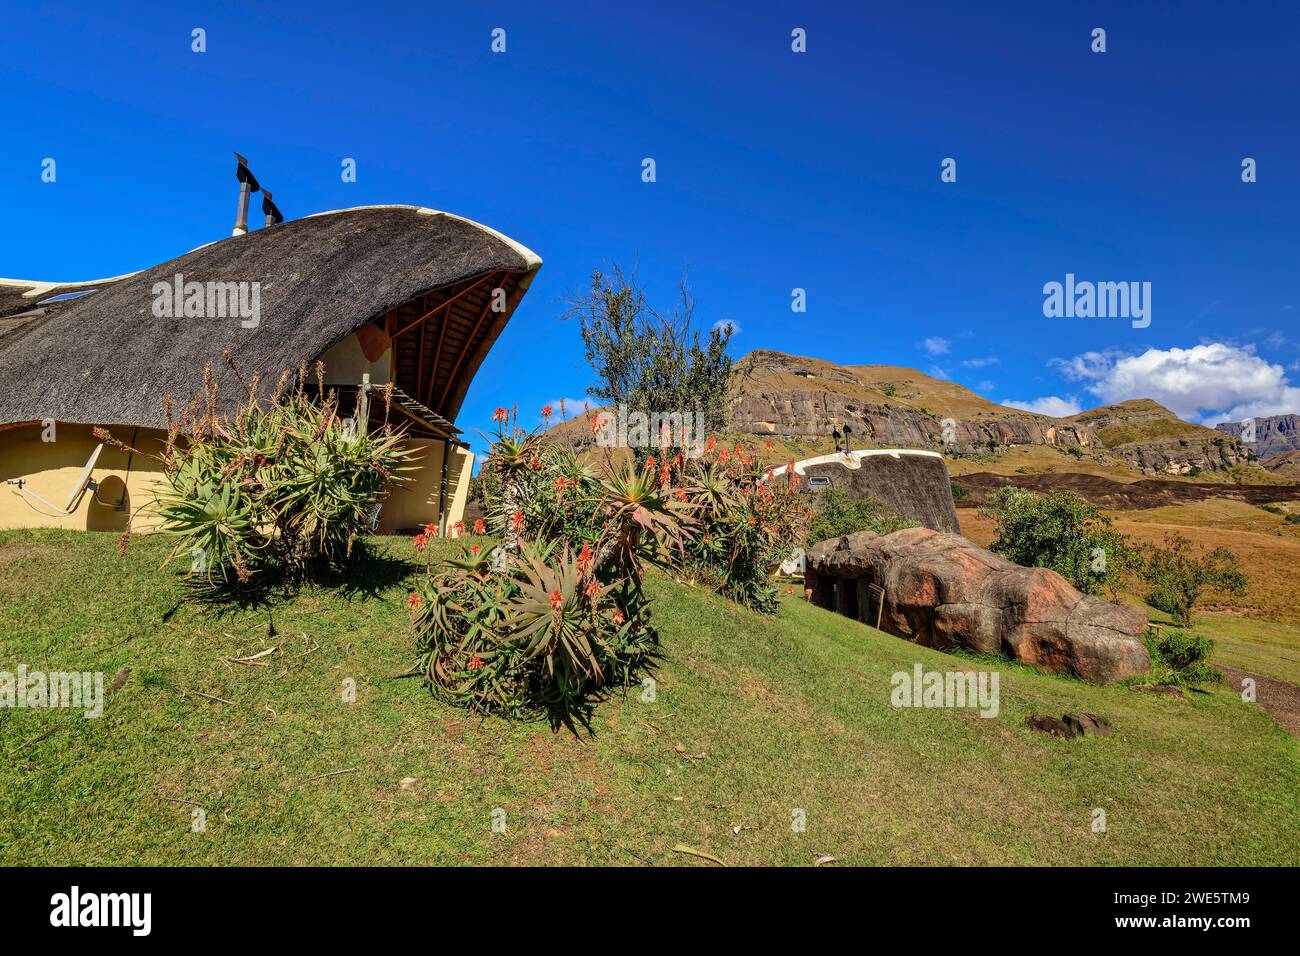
(0, 275), (132, 321)
(0, 205), (541, 430)
(772, 449), (961, 534)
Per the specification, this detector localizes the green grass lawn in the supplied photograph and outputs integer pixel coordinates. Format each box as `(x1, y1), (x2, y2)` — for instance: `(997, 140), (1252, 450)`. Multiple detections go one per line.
(1, 529), (1297, 866)
(1195, 614), (1300, 686)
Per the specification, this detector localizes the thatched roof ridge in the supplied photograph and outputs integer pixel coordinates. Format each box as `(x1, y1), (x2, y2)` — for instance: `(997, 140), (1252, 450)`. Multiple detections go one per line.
(0, 206), (541, 429)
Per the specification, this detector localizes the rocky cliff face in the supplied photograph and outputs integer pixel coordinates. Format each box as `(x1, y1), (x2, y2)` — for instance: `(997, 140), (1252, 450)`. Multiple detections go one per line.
(730, 350), (1097, 456)
(1216, 414), (1300, 460)
(1067, 399), (1245, 476)
(1263, 450), (1300, 478)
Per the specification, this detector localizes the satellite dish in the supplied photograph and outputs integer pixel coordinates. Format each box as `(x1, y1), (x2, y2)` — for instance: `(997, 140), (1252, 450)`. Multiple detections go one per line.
(5, 442), (104, 516)
(64, 443), (104, 512)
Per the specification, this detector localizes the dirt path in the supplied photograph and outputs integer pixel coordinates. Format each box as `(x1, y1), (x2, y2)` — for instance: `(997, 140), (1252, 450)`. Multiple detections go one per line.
(1216, 664), (1300, 738)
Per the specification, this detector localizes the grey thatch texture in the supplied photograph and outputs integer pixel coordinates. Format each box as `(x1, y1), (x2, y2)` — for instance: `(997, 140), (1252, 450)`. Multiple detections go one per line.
(783, 450), (961, 533)
(0, 279), (120, 321)
(0, 206), (540, 429)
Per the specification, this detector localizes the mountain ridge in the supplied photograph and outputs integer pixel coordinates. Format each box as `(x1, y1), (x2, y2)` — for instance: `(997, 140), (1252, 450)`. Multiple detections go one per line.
(1216, 414), (1300, 460)
(729, 349), (1248, 476)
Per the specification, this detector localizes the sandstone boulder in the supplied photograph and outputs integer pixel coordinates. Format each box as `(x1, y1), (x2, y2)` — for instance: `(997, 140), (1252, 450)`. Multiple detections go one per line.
(805, 527), (1150, 683)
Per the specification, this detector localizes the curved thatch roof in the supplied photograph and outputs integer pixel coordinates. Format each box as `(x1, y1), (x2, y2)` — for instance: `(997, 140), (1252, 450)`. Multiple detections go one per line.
(0, 275), (134, 321)
(0, 205), (541, 429)
(772, 449), (961, 534)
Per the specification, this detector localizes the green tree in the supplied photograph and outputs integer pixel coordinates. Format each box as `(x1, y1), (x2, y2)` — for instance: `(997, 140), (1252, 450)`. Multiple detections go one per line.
(564, 264), (734, 452)
(1141, 533), (1248, 626)
(979, 487), (1134, 596)
(806, 486), (916, 546)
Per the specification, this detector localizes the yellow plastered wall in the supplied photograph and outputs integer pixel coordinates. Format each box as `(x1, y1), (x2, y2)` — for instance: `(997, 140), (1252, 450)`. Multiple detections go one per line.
(444, 443), (474, 531)
(376, 439), (474, 533)
(0, 421), (471, 535)
(0, 423), (168, 532)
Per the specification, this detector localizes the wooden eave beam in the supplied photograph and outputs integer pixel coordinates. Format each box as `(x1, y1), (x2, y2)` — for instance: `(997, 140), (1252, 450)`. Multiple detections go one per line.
(390, 272), (501, 340)
(436, 271), (509, 411)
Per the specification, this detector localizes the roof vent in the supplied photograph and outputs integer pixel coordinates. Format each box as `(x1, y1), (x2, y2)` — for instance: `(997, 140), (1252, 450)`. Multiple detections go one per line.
(232, 151), (261, 237)
(262, 189), (284, 227)
(232, 152), (284, 236)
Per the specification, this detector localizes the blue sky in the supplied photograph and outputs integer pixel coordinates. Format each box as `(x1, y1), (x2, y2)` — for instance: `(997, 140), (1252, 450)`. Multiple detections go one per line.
(3, 1), (1298, 457)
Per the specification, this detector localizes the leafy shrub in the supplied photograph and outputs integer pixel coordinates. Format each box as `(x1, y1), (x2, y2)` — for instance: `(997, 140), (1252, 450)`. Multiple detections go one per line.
(1142, 628), (1221, 686)
(103, 360), (412, 587)
(1287, 513), (1300, 525)
(805, 486), (916, 547)
(979, 487), (1135, 596)
(681, 443), (810, 612)
(411, 410), (807, 719)
(1259, 503), (1284, 516)
(412, 538), (655, 723)
(1141, 533), (1248, 626)
(950, 480), (969, 501)
(1067, 446), (1084, 459)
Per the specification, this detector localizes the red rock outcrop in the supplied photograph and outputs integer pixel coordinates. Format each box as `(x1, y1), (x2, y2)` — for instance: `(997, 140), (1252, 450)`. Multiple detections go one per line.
(805, 527), (1150, 684)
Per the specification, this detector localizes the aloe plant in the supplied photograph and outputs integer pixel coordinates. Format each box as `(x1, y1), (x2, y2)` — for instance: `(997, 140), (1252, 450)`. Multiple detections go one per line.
(106, 360), (415, 587)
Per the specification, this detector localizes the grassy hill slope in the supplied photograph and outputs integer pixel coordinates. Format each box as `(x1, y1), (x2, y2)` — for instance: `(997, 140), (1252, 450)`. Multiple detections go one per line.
(1067, 399), (1218, 448)
(1, 530), (1296, 865)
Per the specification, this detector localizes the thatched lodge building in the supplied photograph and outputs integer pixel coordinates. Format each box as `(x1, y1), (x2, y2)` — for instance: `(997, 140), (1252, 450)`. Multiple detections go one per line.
(0, 205), (541, 533)
(771, 449), (961, 534)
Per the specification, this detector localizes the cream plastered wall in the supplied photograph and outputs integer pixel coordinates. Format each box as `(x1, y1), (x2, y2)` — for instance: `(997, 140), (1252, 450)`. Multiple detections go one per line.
(318, 333), (390, 387)
(0, 422), (168, 532)
(376, 438), (474, 533)
(0, 421), (472, 535)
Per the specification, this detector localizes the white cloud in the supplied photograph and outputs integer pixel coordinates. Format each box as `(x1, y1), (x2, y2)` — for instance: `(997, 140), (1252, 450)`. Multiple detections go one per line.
(713, 318), (740, 335)
(927, 364), (950, 380)
(1000, 396), (1083, 417)
(919, 336), (950, 356)
(1051, 349), (1126, 383)
(1052, 343), (1300, 424)
(961, 356), (1000, 368)
(977, 380), (996, 392)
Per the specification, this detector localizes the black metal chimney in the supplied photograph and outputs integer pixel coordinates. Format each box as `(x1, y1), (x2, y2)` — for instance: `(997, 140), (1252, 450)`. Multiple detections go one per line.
(262, 189), (284, 227)
(233, 151), (261, 236)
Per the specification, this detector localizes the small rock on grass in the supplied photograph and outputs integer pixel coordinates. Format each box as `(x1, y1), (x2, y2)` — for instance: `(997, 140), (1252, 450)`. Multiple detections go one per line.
(1025, 715), (1075, 739)
(1025, 713), (1113, 739)
(1131, 683), (1188, 701)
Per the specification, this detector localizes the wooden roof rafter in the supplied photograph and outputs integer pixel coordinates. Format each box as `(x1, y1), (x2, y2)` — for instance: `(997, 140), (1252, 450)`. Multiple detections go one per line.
(437, 272), (508, 410)
(390, 271), (502, 340)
